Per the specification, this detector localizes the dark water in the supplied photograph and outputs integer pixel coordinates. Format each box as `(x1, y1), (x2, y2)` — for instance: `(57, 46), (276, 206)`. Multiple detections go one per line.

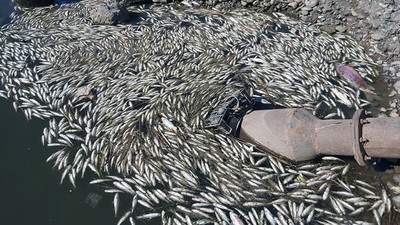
(0, 2), (117, 224)
(0, 0), (15, 26)
(0, 98), (118, 225)
(0, 3), (156, 224)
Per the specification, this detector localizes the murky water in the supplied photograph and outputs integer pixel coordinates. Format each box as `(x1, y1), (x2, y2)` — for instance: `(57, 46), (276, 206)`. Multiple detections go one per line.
(0, 0), (15, 26)
(0, 98), (119, 225)
(0, 2), (117, 225)
(0, 2), (158, 224)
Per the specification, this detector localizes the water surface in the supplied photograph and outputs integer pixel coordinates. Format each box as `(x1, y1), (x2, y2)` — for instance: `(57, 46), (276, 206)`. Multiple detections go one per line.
(0, 98), (118, 225)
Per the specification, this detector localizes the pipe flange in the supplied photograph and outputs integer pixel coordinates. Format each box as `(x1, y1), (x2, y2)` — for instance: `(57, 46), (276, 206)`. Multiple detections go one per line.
(352, 109), (368, 165)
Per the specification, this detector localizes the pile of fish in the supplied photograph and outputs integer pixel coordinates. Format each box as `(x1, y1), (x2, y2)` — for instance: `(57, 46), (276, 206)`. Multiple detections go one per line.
(0, 1), (390, 224)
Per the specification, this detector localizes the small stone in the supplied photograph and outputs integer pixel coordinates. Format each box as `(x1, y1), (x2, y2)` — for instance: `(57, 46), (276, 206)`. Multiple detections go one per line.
(388, 182), (400, 195)
(391, 10), (400, 22)
(394, 174), (400, 184)
(392, 61), (400, 66)
(301, 10), (309, 16)
(302, 6), (313, 11)
(320, 25), (336, 34)
(351, 9), (359, 17)
(379, 107), (387, 112)
(394, 80), (400, 90)
(89, 0), (129, 25)
(392, 196), (400, 208)
(241, 0), (247, 6)
(371, 32), (386, 41)
(390, 112), (399, 117)
(322, 4), (331, 13)
(306, 0), (318, 7)
(335, 25), (346, 33)
(300, 16), (308, 21)
(288, 2), (298, 8)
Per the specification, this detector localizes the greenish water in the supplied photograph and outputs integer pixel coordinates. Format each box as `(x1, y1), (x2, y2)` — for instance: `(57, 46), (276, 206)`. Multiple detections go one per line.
(0, 2), (118, 225)
(0, 3), (156, 224)
(0, 98), (118, 225)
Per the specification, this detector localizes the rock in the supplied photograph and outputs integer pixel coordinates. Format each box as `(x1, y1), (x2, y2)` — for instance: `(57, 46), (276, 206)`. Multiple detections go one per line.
(89, 0), (129, 25)
(379, 107), (387, 112)
(335, 25), (346, 33)
(391, 10), (400, 22)
(390, 111), (399, 117)
(301, 9), (310, 16)
(302, 6), (313, 11)
(322, 4), (331, 13)
(350, 9), (359, 17)
(76, 86), (91, 97)
(306, 0), (318, 7)
(288, 2), (298, 8)
(392, 196), (400, 208)
(394, 174), (400, 184)
(320, 25), (336, 34)
(394, 80), (400, 90)
(370, 32), (386, 41)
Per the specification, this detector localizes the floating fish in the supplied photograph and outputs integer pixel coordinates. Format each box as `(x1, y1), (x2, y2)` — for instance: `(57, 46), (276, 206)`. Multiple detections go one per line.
(160, 116), (177, 131)
(336, 64), (374, 92)
(229, 212), (244, 225)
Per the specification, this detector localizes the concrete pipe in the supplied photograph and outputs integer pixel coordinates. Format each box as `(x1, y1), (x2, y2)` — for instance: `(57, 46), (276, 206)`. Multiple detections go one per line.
(240, 108), (400, 165)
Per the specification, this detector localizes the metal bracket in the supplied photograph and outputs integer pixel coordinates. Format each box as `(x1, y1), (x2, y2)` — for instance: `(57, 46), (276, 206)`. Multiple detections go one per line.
(207, 89), (255, 136)
(352, 109), (369, 165)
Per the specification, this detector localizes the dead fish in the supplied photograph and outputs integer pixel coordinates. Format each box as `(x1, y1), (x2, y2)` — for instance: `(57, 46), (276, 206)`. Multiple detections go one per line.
(336, 64), (374, 92)
(229, 212), (245, 225)
(159, 115), (177, 131)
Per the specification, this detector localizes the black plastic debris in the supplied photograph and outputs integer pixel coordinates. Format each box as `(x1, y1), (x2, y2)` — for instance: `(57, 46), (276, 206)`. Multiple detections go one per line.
(207, 89), (255, 136)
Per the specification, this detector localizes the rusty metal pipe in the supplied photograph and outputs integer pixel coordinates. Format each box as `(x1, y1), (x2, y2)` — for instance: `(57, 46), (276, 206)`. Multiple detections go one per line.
(363, 117), (400, 158)
(314, 119), (353, 156)
(240, 108), (400, 165)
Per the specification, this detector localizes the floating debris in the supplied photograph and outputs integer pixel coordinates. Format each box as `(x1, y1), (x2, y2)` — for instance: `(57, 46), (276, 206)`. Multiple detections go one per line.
(0, 1), (389, 224)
